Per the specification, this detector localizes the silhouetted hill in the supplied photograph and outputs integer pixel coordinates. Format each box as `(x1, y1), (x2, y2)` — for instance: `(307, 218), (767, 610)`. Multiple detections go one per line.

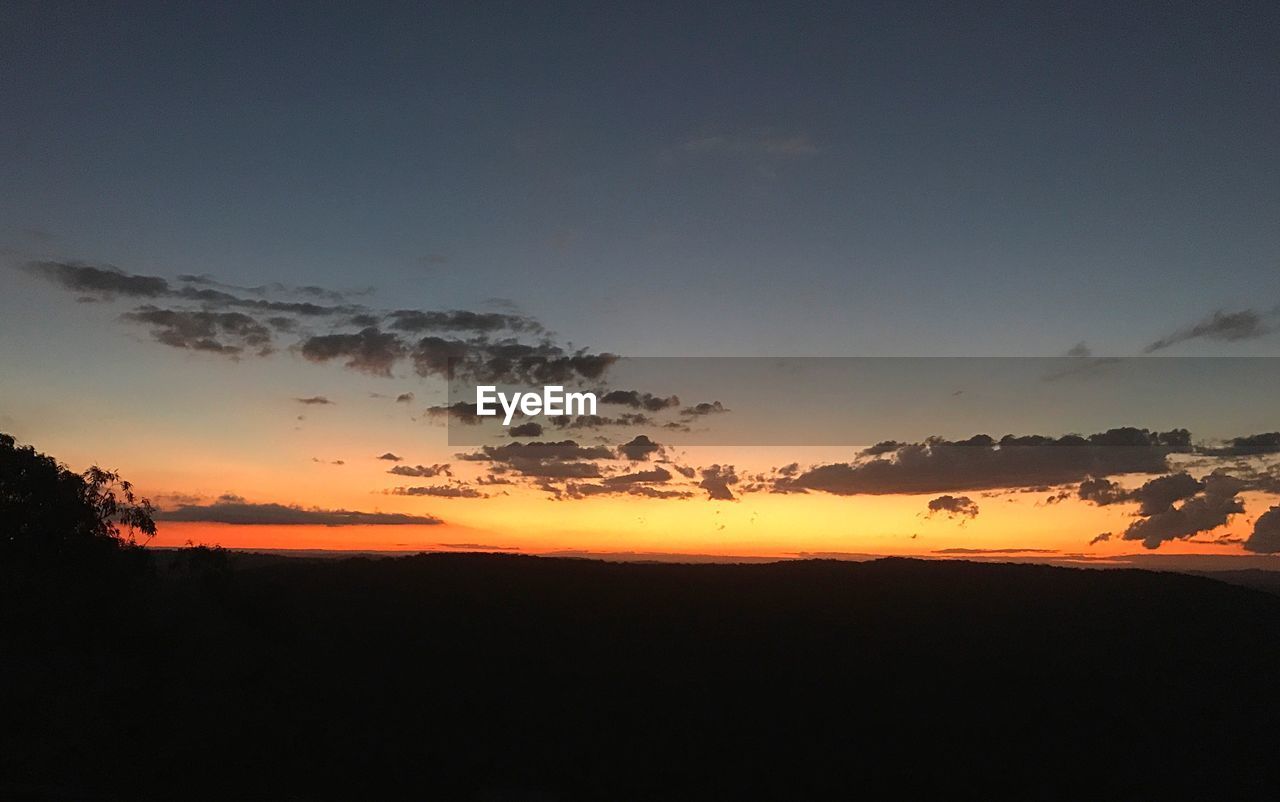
(5, 554), (1280, 799)
(1191, 568), (1280, 596)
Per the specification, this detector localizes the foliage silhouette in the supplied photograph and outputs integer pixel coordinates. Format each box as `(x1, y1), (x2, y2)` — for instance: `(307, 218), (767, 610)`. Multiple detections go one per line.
(0, 432), (155, 565)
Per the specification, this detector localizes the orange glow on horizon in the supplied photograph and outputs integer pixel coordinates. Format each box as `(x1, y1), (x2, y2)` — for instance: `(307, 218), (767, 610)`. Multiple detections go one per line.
(24, 423), (1269, 564)
(146, 486), (1270, 562)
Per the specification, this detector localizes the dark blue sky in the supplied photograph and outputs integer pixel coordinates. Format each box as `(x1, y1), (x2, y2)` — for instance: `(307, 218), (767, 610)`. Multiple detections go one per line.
(4, 1), (1279, 356)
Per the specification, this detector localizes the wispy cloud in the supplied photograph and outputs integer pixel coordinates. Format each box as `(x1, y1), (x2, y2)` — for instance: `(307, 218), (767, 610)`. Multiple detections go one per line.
(1144, 308), (1274, 352)
(389, 485), (485, 499)
(22, 260), (617, 384)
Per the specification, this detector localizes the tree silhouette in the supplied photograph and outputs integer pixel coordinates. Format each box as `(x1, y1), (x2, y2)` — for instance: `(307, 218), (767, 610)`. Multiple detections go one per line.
(0, 432), (155, 566)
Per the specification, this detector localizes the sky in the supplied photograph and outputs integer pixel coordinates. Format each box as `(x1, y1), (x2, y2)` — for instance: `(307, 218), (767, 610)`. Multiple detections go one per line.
(2, 1), (1279, 564)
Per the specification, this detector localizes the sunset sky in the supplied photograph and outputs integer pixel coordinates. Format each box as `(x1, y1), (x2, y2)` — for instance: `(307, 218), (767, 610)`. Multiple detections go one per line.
(2, 2), (1279, 565)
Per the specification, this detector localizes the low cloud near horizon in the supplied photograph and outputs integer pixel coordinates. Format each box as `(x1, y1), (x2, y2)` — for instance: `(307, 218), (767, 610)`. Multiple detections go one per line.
(155, 494), (445, 526)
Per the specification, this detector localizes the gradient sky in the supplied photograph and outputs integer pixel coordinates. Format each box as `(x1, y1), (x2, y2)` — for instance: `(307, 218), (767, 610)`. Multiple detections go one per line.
(2, 2), (1279, 562)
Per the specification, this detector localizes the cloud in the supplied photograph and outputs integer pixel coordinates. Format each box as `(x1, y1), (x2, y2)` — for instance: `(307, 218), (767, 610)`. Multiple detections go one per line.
(175, 272), (371, 304)
(395, 392), (415, 403)
(681, 401), (728, 417)
(1243, 506), (1280, 554)
(565, 484), (692, 500)
(447, 436), (714, 501)
(926, 495), (979, 519)
(295, 396), (333, 405)
(388, 463), (453, 478)
(512, 461), (604, 480)
(369, 334), (613, 387)
(26, 261), (618, 385)
(1144, 309), (1272, 352)
(563, 466), (691, 500)
(1129, 472), (1203, 516)
(409, 337), (619, 384)
(600, 390), (680, 411)
(508, 422), (544, 437)
(460, 440), (613, 464)
(1076, 463), (1280, 550)
(472, 343), (619, 384)
(27, 260), (363, 317)
(175, 274), (365, 304)
(387, 309), (541, 334)
(425, 402), (483, 425)
(1041, 344), (1123, 382)
(1204, 432), (1280, 457)
(121, 306), (273, 356)
(407, 336), (473, 377)
(459, 439), (612, 481)
(174, 288), (360, 317)
(299, 327), (405, 377)
(1070, 472), (1211, 514)
(1115, 473), (1245, 549)
(1219, 463), (1280, 496)
(933, 548), (1058, 555)
(617, 435), (662, 461)
(627, 486), (695, 499)
(779, 429), (1182, 496)
(178, 290), (358, 317)
(28, 262), (354, 321)
(548, 413), (654, 429)
(861, 441), (902, 457)
(388, 485), (484, 499)
(25, 260), (169, 298)
(699, 465), (738, 501)
(1074, 476), (1130, 506)
(153, 491), (205, 507)
(156, 499), (444, 526)
(602, 466), (673, 486)
(437, 542), (522, 551)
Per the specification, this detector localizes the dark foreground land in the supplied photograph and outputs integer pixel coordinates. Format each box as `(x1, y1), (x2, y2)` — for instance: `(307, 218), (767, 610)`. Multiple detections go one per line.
(4, 552), (1280, 799)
